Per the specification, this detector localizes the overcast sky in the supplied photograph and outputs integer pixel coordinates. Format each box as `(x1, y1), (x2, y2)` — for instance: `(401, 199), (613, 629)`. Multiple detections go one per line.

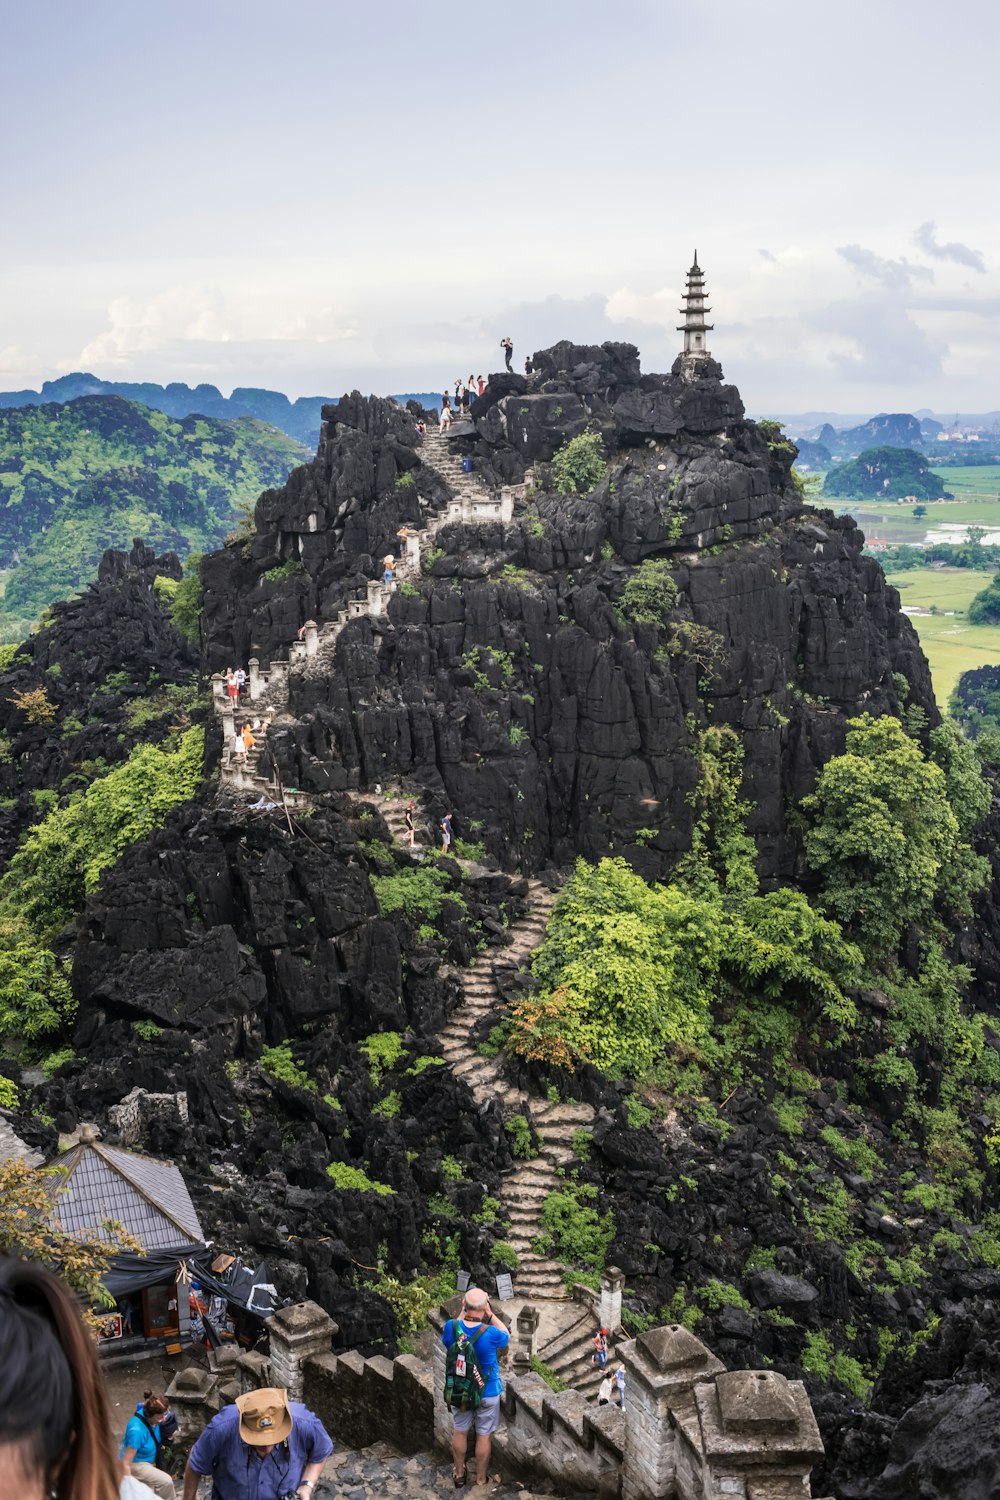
(2, 0), (997, 414)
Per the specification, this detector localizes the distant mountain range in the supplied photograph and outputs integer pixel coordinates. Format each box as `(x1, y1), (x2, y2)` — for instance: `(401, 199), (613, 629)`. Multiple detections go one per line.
(0, 395), (306, 640)
(0, 375), (443, 447)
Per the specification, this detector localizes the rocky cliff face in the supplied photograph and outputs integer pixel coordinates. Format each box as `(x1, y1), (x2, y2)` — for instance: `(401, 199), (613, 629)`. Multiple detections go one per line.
(202, 341), (934, 884)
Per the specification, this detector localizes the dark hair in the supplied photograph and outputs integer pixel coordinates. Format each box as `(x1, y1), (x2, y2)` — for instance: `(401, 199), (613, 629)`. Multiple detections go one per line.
(0, 1257), (118, 1500)
(142, 1394), (170, 1420)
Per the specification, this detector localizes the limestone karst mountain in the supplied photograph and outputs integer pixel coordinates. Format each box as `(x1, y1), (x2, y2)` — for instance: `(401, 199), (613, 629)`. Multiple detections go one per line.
(4, 332), (1000, 1497)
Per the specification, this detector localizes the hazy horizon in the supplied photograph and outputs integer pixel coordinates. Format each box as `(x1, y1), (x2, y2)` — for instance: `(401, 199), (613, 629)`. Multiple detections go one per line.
(3, 0), (998, 412)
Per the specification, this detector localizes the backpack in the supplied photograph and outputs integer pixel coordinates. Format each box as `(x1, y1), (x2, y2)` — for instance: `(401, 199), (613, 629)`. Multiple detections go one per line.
(443, 1321), (488, 1411)
(139, 1409), (178, 1473)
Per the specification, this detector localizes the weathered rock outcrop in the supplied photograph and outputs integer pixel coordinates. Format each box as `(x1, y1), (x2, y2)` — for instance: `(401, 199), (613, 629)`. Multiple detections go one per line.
(0, 539), (197, 863)
(201, 341), (935, 887)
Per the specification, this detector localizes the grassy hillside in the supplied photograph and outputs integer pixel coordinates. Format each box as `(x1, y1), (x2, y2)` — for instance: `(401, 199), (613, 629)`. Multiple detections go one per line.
(885, 565), (1000, 704)
(0, 395), (308, 639)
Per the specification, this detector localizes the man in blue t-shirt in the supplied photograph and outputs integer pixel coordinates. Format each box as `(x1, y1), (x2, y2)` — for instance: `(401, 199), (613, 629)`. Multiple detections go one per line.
(182, 1387), (333, 1500)
(441, 1286), (510, 1488)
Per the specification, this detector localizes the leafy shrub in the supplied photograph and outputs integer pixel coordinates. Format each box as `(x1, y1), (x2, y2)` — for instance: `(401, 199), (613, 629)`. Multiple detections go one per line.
(170, 554), (203, 644)
(260, 1042), (317, 1093)
(505, 1115), (537, 1159)
(325, 1162), (395, 1195)
(7, 686), (56, 725)
(529, 1354), (568, 1391)
(372, 1090), (402, 1118)
(802, 714), (990, 956)
(124, 682), (201, 731)
(440, 1155), (465, 1181)
(1, 727), (204, 938)
(371, 865), (462, 922)
(262, 559), (305, 583)
(698, 1279), (752, 1311)
(41, 1046), (75, 1077)
(619, 560), (679, 627)
(490, 1241), (520, 1271)
(360, 1031), (405, 1084)
(0, 642), (25, 672)
(535, 1182), (614, 1272)
(131, 1019), (163, 1041)
(551, 432), (606, 495)
(624, 1096), (655, 1129)
(570, 1128), (593, 1160)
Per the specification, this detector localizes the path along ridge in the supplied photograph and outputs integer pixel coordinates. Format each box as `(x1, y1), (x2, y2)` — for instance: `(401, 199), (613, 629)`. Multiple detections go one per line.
(210, 428), (614, 1393)
(374, 794), (611, 1398)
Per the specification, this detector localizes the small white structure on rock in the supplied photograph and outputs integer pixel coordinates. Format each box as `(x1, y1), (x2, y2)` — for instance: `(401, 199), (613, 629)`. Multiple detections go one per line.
(677, 251), (714, 367)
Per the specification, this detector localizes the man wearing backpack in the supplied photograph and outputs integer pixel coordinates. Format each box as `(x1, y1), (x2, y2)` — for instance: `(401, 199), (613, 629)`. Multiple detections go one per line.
(442, 1287), (509, 1488)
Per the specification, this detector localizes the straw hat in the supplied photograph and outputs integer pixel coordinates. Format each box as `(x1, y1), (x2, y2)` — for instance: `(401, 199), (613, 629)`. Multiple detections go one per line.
(235, 1388), (293, 1445)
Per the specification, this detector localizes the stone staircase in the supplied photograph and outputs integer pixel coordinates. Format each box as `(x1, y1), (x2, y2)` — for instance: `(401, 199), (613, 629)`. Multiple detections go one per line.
(212, 423), (524, 801)
(368, 788), (610, 1396)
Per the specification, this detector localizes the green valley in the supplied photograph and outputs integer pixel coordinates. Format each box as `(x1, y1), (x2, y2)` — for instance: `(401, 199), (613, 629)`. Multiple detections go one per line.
(0, 394), (308, 640)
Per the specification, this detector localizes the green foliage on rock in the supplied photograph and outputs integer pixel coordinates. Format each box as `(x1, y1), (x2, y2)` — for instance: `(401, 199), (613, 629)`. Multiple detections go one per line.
(550, 431), (606, 495)
(619, 559), (679, 628)
(0, 399), (307, 639)
(802, 714), (989, 956)
(167, 553), (204, 644)
(260, 1042), (317, 1093)
(325, 1161), (395, 1195)
(2, 726), (204, 939)
(534, 1181), (615, 1272)
(371, 865), (466, 922)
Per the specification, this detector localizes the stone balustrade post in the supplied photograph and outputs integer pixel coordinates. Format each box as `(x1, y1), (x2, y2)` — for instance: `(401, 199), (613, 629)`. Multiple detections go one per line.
(211, 673), (226, 706)
(619, 1324), (725, 1500)
(290, 638), (306, 663)
(221, 708), (235, 744)
(692, 1368), (824, 1500)
(600, 1266), (625, 1334)
(516, 1303), (541, 1358)
(405, 534), (420, 568)
(264, 1301), (338, 1401)
(499, 490), (514, 524)
(248, 659), (262, 701)
(303, 620), (319, 657)
(367, 580), (384, 616)
(267, 662), (289, 706)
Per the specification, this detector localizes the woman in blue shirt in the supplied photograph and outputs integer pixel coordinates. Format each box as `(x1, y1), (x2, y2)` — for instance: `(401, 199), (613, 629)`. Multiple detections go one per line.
(120, 1396), (175, 1499)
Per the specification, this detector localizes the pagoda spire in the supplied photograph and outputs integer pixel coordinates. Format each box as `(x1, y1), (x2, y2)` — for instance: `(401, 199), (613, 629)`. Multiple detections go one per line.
(677, 251), (713, 362)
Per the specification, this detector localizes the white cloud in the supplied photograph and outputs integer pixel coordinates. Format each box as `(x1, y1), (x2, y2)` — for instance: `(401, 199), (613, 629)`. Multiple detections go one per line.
(79, 285), (358, 367)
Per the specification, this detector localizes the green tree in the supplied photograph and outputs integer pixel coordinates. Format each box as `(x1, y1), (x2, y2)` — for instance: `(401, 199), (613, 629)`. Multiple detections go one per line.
(167, 553), (203, 644)
(550, 432), (606, 495)
(967, 576), (1000, 625)
(0, 1159), (142, 1317)
(619, 560), (679, 628)
(522, 857), (721, 1074)
(802, 715), (989, 956)
(2, 727), (204, 939)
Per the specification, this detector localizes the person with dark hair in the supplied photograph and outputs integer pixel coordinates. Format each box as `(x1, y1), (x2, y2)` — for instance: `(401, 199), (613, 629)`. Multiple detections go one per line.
(120, 1395), (175, 1499)
(0, 1254), (122, 1500)
(500, 336), (513, 372)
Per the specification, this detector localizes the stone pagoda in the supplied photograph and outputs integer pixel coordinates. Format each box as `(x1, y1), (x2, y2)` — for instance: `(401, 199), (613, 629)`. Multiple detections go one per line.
(677, 252), (714, 372)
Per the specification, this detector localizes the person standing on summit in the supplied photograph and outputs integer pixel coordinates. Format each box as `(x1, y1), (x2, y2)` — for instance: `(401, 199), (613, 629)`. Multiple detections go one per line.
(501, 336), (513, 372)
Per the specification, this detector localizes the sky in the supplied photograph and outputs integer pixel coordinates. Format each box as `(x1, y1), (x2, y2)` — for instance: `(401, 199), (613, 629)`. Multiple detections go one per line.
(2, 0), (998, 416)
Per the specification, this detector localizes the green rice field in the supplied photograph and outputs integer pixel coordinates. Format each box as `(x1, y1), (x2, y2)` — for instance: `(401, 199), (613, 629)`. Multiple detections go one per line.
(883, 566), (1000, 706)
(826, 466), (1000, 546)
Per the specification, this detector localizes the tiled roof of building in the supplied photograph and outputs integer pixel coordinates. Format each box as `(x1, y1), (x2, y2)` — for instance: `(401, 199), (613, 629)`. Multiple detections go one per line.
(48, 1134), (205, 1252)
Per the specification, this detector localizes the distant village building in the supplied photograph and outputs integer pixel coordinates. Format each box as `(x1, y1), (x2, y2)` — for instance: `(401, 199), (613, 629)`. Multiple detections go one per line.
(677, 251), (714, 370)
